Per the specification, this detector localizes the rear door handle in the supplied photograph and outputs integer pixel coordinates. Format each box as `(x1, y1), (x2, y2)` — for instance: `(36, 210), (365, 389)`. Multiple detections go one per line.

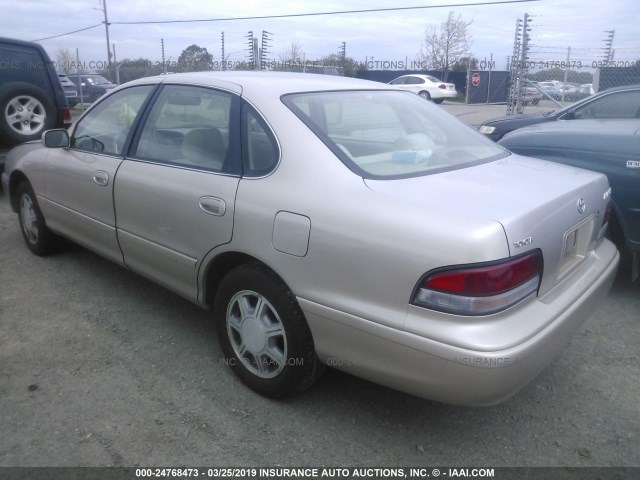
(93, 170), (109, 186)
(199, 196), (226, 216)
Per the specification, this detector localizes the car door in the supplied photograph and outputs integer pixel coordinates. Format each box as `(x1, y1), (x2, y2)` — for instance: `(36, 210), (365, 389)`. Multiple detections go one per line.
(114, 84), (242, 302)
(40, 85), (155, 264)
(405, 76), (426, 95)
(571, 90), (640, 120)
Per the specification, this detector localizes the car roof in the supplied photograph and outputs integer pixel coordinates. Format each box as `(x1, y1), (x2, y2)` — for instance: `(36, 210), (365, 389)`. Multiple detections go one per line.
(600, 83), (640, 93)
(0, 36), (51, 58)
(126, 71), (394, 97)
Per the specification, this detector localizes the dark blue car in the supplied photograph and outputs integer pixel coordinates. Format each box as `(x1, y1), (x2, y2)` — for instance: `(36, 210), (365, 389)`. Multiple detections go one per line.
(499, 119), (640, 280)
(480, 84), (640, 142)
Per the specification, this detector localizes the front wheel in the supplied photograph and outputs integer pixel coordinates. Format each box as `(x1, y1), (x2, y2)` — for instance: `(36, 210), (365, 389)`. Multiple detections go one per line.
(214, 263), (324, 399)
(16, 181), (60, 255)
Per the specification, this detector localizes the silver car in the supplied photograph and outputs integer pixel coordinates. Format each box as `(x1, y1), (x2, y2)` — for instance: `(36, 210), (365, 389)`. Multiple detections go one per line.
(1, 72), (619, 406)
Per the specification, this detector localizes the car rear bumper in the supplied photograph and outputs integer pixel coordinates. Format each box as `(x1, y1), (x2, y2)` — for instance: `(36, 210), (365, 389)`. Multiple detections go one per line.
(300, 240), (619, 406)
(432, 89), (458, 99)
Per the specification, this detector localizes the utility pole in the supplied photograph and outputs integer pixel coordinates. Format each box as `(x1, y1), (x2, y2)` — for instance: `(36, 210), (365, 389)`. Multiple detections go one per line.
(246, 31), (255, 69)
(221, 32), (225, 70)
(603, 30), (615, 62)
(516, 12), (532, 114)
(112, 43), (119, 84)
(261, 31), (272, 70)
(101, 0), (112, 70)
(161, 38), (166, 74)
(506, 17), (522, 115)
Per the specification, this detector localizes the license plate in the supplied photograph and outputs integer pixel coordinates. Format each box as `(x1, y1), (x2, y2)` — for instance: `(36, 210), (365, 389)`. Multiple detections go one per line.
(558, 215), (595, 278)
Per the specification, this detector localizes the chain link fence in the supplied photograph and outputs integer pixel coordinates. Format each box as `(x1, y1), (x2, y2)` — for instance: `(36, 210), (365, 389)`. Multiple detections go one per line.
(504, 12), (640, 115)
(507, 62), (640, 115)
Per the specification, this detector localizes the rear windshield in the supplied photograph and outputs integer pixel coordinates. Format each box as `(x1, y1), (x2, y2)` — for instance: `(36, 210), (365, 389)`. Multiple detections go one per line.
(282, 90), (507, 179)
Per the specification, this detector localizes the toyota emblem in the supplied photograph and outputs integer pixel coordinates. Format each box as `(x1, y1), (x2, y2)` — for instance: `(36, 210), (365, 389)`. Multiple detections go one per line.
(577, 198), (586, 214)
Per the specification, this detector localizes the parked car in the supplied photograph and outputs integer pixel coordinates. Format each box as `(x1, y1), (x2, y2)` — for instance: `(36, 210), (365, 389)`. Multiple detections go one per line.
(2, 72), (618, 406)
(538, 81), (563, 100)
(69, 74), (117, 103)
(511, 81), (543, 106)
(388, 74), (457, 103)
(479, 84), (640, 141)
(58, 74), (79, 108)
(499, 119), (640, 280)
(0, 36), (71, 151)
(536, 82), (577, 101)
(572, 83), (595, 101)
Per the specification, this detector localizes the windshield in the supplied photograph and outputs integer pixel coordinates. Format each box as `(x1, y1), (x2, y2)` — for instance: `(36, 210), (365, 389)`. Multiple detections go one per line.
(86, 75), (110, 85)
(283, 90), (507, 179)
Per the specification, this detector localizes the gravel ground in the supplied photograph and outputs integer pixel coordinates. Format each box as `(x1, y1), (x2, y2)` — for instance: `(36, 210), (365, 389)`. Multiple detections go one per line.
(0, 186), (639, 469)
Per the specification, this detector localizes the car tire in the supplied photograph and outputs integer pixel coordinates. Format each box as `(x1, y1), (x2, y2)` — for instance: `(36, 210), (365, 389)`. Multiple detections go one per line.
(418, 90), (431, 101)
(16, 181), (61, 256)
(214, 262), (324, 399)
(432, 98), (444, 104)
(0, 83), (56, 146)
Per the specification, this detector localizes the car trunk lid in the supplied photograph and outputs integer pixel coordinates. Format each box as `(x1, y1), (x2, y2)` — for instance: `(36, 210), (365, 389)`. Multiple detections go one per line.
(364, 154), (611, 296)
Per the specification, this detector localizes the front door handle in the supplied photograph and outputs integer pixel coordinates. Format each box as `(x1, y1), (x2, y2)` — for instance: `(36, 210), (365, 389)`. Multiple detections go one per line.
(93, 170), (109, 186)
(199, 196), (226, 216)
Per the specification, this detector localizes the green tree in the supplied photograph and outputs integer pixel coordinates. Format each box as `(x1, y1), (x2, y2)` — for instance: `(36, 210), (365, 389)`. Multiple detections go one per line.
(451, 56), (478, 72)
(178, 44), (213, 71)
(114, 58), (164, 83)
(528, 68), (593, 84)
(319, 53), (360, 77)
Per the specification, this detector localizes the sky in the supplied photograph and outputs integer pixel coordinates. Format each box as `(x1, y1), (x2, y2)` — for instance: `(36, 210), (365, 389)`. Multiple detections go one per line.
(1, 0), (639, 73)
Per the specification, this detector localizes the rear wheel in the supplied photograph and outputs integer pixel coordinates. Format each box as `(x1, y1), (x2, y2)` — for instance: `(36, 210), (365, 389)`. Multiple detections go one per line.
(16, 181), (61, 255)
(418, 90), (431, 101)
(214, 263), (324, 399)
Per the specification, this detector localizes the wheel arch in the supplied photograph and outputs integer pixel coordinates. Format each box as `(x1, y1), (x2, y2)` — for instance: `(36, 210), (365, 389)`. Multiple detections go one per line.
(8, 170), (30, 212)
(606, 201), (628, 250)
(200, 251), (290, 309)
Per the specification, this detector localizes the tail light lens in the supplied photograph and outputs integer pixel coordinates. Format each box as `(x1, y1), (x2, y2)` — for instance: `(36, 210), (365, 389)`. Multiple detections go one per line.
(438, 84), (447, 89)
(413, 250), (543, 316)
(62, 107), (72, 129)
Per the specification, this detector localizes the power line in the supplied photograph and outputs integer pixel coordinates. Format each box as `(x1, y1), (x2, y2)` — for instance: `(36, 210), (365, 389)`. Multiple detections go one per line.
(32, 23), (103, 42)
(110, 0), (541, 25)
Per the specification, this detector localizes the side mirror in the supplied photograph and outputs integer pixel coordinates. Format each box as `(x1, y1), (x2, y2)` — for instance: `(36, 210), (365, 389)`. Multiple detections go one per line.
(42, 129), (70, 148)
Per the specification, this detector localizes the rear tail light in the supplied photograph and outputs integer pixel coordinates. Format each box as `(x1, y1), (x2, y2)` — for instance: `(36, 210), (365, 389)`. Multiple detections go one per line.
(62, 107), (72, 129)
(438, 84), (446, 89)
(412, 250), (543, 316)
